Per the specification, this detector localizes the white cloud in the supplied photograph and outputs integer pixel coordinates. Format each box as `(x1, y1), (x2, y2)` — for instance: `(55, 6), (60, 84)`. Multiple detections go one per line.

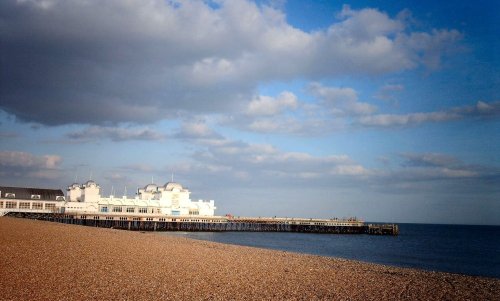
(0, 151), (63, 180)
(178, 121), (220, 139)
(309, 83), (377, 116)
(399, 29), (463, 70)
(0, 151), (61, 169)
(246, 91), (298, 116)
(358, 111), (459, 127)
(0, 0), (462, 125)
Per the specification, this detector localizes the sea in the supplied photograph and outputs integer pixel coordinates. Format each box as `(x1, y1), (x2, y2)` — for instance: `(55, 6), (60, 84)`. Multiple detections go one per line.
(160, 223), (500, 278)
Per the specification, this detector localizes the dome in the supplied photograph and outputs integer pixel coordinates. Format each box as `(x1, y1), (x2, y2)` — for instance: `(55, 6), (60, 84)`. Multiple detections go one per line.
(85, 180), (97, 187)
(164, 182), (183, 191)
(144, 183), (158, 192)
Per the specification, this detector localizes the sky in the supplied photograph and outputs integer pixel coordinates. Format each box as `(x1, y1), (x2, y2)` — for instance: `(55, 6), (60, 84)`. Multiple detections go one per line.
(0, 0), (499, 225)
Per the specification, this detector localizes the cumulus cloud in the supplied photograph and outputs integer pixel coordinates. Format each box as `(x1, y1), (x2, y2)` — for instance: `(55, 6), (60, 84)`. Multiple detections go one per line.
(0, 151), (63, 180)
(177, 121), (223, 140)
(309, 82), (377, 116)
(0, 0), (462, 125)
(221, 80), (499, 135)
(66, 126), (166, 142)
(0, 151), (61, 169)
(246, 92), (298, 116)
(171, 121), (371, 182)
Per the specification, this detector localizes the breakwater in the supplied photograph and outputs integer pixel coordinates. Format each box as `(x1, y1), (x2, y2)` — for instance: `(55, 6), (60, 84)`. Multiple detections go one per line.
(5, 212), (399, 235)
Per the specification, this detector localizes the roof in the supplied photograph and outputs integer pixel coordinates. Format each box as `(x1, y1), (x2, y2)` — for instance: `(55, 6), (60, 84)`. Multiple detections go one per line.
(164, 182), (183, 191)
(0, 186), (65, 201)
(144, 183), (158, 192)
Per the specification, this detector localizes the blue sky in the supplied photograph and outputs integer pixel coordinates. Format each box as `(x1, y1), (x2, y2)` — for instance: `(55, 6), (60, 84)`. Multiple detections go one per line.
(1, 0), (499, 224)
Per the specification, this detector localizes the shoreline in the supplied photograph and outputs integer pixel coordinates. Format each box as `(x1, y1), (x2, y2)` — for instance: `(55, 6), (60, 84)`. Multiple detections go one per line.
(1, 217), (498, 300)
(160, 227), (499, 279)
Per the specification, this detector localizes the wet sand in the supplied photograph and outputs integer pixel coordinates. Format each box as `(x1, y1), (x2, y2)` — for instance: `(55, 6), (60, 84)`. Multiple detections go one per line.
(0, 217), (498, 300)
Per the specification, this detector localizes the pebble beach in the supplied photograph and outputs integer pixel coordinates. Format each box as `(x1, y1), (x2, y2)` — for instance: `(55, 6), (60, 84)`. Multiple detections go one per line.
(0, 217), (498, 300)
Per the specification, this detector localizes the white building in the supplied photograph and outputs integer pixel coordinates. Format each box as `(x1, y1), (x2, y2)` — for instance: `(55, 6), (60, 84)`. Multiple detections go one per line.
(65, 180), (216, 216)
(0, 186), (66, 216)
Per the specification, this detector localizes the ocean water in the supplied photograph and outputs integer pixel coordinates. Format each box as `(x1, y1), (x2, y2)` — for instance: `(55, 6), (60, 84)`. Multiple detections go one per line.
(160, 223), (500, 278)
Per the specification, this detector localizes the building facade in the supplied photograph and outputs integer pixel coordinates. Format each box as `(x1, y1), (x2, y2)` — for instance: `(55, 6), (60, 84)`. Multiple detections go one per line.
(65, 180), (216, 216)
(1, 180), (216, 217)
(0, 186), (65, 215)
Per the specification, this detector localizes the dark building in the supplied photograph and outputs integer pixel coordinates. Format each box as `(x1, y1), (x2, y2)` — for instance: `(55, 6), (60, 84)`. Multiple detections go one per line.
(0, 186), (65, 201)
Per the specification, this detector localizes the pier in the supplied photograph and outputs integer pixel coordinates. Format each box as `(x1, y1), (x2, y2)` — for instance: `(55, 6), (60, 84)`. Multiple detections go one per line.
(5, 212), (399, 235)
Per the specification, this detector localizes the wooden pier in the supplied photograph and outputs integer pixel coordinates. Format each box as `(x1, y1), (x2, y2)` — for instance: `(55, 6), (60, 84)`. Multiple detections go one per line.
(5, 212), (399, 236)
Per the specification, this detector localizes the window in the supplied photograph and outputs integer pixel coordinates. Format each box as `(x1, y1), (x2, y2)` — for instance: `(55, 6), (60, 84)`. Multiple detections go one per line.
(119, 217), (127, 221)
(45, 203), (56, 211)
(189, 210), (199, 215)
(6, 201), (17, 209)
(5, 193), (15, 198)
(32, 202), (43, 210)
(112, 206), (122, 213)
(100, 206), (108, 213)
(0, 201), (3, 208)
(56, 196), (65, 201)
(31, 195), (41, 200)
(19, 202), (30, 209)
(126, 207), (135, 213)
(139, 207), (147, 213)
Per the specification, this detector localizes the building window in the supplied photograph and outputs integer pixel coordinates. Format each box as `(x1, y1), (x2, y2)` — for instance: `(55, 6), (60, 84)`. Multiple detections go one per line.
(56, 196), (65, 201)
(119, 217), (127, 221)
(45, 203), (56, 211)
(126, 207), (135, 213)
(112, 206), (122, 213)
(138, 207), (147, 213)
(189, 210), (199, 215)
(5, 193), (15, 198)
(5, 201), (17, 209)
(31, 195), (41, 200)
(100, 206), (108, 213)
(32, 202), (43, 210)
(19, 202), (31, 209)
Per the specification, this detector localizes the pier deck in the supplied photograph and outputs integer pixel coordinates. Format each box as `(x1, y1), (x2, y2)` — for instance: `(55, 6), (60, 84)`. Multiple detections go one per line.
(5, 212), (399, 235)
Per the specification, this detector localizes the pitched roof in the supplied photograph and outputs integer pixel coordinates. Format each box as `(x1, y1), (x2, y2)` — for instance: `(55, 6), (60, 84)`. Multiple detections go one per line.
(0, 186), (65, 201)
